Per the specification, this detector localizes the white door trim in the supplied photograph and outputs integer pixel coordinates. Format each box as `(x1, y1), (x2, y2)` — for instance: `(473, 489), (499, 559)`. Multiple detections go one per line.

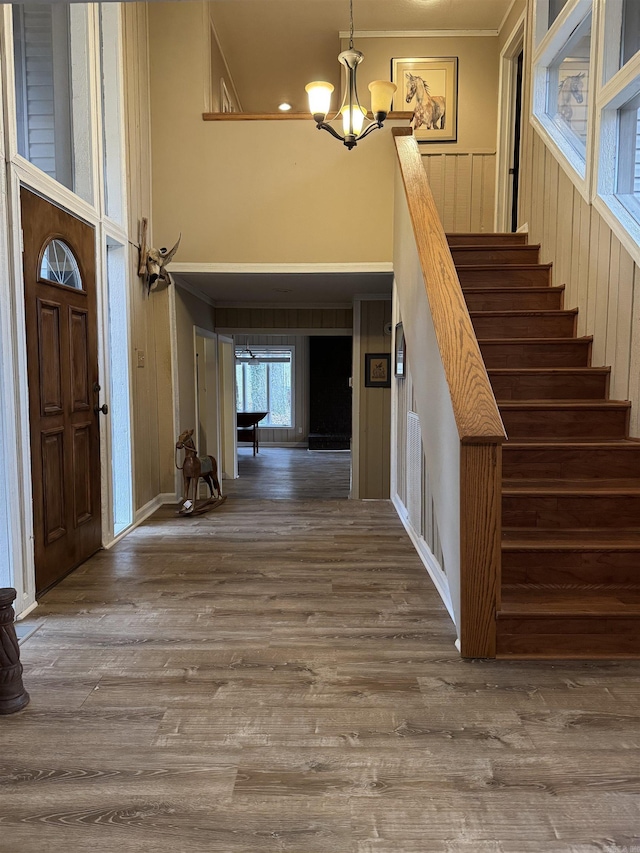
(495, 11), (526, 232)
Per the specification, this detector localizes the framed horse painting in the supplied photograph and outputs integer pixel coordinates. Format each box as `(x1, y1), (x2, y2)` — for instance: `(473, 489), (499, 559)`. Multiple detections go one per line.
(391, 57), (458, 142)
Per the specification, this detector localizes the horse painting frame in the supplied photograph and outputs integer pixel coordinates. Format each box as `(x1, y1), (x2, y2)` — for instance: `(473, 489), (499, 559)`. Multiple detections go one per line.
(391, 57), (458, 143)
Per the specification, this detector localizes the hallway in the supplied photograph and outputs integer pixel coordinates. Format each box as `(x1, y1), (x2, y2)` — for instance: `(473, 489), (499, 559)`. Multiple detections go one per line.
(2, 456), (640, 851)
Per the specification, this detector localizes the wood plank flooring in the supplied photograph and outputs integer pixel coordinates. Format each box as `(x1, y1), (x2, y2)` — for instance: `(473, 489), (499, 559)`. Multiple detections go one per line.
(2, 450), (640, 851)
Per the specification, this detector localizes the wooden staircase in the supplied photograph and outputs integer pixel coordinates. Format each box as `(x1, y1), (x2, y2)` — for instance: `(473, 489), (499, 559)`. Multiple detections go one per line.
(449, 231), (640, 658)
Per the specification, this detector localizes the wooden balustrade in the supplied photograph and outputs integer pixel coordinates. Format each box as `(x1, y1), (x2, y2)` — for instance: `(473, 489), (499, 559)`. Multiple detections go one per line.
(393, 129), (506, 658)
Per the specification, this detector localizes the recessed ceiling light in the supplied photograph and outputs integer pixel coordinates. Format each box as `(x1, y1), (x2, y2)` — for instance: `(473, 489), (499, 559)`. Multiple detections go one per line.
(278, 103), (292, 111)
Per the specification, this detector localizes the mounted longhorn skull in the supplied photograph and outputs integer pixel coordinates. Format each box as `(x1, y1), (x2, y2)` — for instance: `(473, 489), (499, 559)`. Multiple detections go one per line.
(138, 218), (181, 294)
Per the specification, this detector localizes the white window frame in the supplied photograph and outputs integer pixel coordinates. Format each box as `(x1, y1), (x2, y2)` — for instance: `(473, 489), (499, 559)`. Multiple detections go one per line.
(531, 0), (597, 201)
(593, 1), (640, 267)
(235, 345), (295, 429)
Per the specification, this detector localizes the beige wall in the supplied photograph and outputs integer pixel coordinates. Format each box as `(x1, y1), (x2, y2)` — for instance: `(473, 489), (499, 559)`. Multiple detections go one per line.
(355, 300), (391, 499)
(174, 285), (216, 436)
(518, 1), (640, 435)
(123, 2), (175, 510)
(150, 2), (409, 264)
(208, 7), (240, 112)
(343, 34), (500, 233)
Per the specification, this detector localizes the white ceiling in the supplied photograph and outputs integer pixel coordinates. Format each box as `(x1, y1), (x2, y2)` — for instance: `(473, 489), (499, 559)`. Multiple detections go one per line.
(209, 0), (513, 111)
(175, 270), (393, 304)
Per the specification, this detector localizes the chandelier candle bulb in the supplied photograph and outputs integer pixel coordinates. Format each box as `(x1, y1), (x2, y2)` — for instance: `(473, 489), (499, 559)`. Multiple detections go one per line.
(369, 80), (397, 119)
(305, 81), (334, 121)
(342, 104), (367, 136)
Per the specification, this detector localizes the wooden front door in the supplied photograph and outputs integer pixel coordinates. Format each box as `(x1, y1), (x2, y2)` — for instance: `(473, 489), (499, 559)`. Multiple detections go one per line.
(21, 188), (102, 594)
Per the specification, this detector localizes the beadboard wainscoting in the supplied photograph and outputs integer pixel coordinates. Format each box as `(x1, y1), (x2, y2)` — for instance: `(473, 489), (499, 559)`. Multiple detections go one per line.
(520, 119), (640, 434)
(421, 151), (497, 234)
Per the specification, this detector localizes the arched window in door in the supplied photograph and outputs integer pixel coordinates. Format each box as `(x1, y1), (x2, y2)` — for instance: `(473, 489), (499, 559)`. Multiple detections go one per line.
(39, 238), (83, 290)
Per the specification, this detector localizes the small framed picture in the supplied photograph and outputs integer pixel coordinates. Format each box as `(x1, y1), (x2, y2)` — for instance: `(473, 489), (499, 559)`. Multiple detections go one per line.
(391, 57), (459, 143)
(394, 323), (405, 378)
(364, 353), (391, 388)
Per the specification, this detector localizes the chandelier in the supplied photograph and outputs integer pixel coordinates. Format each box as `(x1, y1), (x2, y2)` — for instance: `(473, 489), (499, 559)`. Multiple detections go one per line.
(305, 0), (397, 150)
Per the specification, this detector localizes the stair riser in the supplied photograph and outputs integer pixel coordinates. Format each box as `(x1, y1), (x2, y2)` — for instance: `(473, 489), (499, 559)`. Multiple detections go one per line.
(500, 408), (629, 440)
(472, 315), (576, 339)
(491, 373), (608, 400)
(503, 447), (640, 479)
(459, 268), (552, 288)
(480, 342), (591, 368)
(465, 291), (563, 311)
(447, 233), (528, 246)
(503, 495), (640, 529)
(502, 551), (640, 585)
(497, 617), (640, 658)
(451, 248), (540, 265)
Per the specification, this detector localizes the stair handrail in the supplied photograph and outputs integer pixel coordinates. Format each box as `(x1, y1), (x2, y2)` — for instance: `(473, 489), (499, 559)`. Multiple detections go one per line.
(394, 130), (506, 444)
(393, 129), (506, 658)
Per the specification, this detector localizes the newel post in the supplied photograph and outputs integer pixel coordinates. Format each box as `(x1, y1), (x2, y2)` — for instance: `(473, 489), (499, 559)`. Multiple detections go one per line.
(0, 588), (30, 714)
(459, 443), (502, 658)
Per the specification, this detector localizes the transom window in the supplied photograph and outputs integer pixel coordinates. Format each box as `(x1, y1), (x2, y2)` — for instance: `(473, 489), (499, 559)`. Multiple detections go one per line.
(235, 347), (293, 428)
(39, 239), (83, 289)
(12, 3), (93, 203)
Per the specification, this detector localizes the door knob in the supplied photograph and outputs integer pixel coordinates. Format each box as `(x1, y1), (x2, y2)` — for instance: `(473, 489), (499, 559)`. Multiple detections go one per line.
(94, 403), (109, 415)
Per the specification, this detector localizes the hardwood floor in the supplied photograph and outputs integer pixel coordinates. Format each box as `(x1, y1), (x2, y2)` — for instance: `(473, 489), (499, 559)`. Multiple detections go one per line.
(2, 449), (640, 851)
(227, 446), (352, 500)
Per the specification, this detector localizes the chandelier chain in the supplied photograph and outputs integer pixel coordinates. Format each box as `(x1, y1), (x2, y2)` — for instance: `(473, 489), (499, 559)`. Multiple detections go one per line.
(349, 0), (354, 48)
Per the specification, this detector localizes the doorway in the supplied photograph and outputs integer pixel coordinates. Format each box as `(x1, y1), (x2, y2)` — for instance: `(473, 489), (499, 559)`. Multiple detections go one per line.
(511, 50), (524, 233)
(496, 15), (526, 232)
(21, 188), (103, 594)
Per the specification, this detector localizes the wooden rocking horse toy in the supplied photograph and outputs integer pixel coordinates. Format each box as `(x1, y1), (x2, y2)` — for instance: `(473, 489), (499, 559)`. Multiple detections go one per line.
(175, 429), (226, 515)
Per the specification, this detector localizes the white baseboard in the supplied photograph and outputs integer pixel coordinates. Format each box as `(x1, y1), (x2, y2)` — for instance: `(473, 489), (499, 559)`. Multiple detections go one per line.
(391, 493), (456, 626)
(104, 493), (178, 550)
(16, 599), (38, 620)
(134, 492), (177, 523)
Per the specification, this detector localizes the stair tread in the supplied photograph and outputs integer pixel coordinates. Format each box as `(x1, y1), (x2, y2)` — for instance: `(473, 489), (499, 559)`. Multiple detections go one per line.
(479, 336), (591, 344)
(457, 263), (552, 271)
(489, 367), (609, 374)
(453, 243), (541, 250)
(502, 478), (640, 495)
(502, 528), (640, 549)
(504, 439), (639, 448)
(471, 309), (577, 317)
(499, 585), (640, 615)
(498, 400), (630, 409)
(463, 285), (564, 292)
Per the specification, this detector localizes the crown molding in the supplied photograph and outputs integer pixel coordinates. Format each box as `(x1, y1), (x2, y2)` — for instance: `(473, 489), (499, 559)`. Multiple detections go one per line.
(339, 29), (499, 39)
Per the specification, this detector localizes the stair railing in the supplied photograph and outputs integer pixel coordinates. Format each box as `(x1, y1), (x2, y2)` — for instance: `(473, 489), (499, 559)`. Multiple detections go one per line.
(393, 129), (506, 658)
